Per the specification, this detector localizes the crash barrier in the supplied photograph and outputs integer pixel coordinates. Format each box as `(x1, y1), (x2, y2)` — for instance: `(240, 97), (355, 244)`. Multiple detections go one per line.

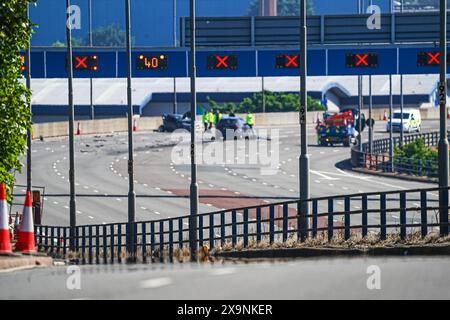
(351, 131), (446, 178)
(35, 186), (449, 263)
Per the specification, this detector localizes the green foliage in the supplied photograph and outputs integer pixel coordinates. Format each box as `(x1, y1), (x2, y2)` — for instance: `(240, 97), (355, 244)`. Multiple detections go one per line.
(0, 0), (34, 197)
(394, 139), (439, 176)
(248, 0), (314, 16)
(89, 23), (127, 47)
(206, 91), (325, 114)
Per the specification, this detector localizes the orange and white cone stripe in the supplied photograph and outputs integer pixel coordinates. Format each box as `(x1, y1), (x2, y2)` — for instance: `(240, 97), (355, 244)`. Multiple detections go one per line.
(16, 191), (36, 253)
(0, 183), (12, 254)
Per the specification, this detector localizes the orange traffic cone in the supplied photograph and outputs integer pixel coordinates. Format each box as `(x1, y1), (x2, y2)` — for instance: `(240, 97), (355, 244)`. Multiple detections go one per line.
(383, 110), (388, 121)
(0, 183), (12, 254)
(76, 122), (81, 135)
(16, 192), (36, 253)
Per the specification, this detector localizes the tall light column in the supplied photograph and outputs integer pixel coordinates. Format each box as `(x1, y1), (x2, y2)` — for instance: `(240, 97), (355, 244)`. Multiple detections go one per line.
(299, 0), (310, 241)
(438, 0), (449, 236)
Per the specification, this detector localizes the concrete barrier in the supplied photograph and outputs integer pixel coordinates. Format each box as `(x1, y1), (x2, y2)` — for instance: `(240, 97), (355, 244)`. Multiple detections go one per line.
(32, 117), (163, 139)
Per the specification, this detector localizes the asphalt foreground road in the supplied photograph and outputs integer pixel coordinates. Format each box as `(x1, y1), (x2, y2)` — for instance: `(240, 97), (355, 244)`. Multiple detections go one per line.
(0, 257), (449, 300)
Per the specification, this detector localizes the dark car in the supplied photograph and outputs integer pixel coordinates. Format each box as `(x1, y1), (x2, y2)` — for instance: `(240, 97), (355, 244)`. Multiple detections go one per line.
(216, 117), (251, 140)
(160, 112), (191, 132)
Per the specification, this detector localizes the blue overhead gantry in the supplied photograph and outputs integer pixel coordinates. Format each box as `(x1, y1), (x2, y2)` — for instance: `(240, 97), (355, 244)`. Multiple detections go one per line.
(20, 46), (449, 79)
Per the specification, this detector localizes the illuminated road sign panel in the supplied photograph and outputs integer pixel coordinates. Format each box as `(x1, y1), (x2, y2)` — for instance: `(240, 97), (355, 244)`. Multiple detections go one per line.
(417, 51), (450, 67)
(207, 55), (238, 70)
(73, 55), (99, 71)
(136, 54), (168, 70)
(345, 53), (379, 68)
(276, 54), (300, 69)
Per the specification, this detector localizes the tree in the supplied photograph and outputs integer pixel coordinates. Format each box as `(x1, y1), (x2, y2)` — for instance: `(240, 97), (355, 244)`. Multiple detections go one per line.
(248, 0), (314, 16)
(0, 0), (34, 198)
(89, 23), (128, 47)
(207, 91), (325, 114)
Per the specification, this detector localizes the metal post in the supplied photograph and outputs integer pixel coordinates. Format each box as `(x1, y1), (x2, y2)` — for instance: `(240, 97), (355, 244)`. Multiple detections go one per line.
(88, 0), (94, 120)
(173, 0), (178, 114)
(26, 4), (32, 192)
(389, 74), (394, 172)
(369, 75), (373, 154)
(66, 0), (77, 251)
(439, 0), (449, 236)
(262, 76), (266, 113)
(125, 0), (136, 259)
(189, 0), (199, 261)
(299, 0), (310, 241)
(400, 74), (404, 147)
(358, 75), (363, 152)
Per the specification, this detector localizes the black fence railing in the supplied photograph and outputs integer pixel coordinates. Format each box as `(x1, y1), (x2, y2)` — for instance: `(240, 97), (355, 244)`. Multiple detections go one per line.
(352, 131), (444, 177)
(35, 186), (450, 264)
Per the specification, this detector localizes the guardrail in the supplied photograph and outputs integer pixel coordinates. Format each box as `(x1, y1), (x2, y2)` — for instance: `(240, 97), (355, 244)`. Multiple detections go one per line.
(35, 186), (449, 264)
(352, 131), (444, 178)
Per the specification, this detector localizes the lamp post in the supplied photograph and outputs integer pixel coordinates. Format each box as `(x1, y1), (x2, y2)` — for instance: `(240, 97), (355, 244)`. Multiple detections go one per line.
(88, 0), (94, 120)
(173, 0), (178, 114)
(26, 4), (32, 192)
(438, 0), (449, 236)
(299, 0), (310, 241)
(189, 0), (199, 261)
(125, 0), (136, 259)
(65, 0), (76, 251)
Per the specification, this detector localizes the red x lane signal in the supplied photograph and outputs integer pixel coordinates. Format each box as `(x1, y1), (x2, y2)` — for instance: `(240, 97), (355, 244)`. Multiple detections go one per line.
(215, 55), (229, 68)
(207, 55), (238, 70)
(417, 52), (449, 67)
(346, 53), (378, 68)
(276, 54), (300, 69)
(286, 55), (299, 68)
(70, 55), (99, 71)
(75, 56), (88, 69)
(427, 52), (440, 65)
(355, 54), (369, 67)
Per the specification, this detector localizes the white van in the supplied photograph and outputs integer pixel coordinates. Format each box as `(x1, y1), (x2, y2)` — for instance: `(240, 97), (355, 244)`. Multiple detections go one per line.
(386, 109), (422, 133)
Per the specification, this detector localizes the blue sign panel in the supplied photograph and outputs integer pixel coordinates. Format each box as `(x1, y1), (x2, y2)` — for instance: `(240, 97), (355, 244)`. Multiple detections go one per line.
(45, 51), (117, 78)
(118, 51), (188, 78)
(196, 50), (257, 77)
(328, 48), (397, 75)
(20, 51), (46, 78)
(257, 49), (326, 76)
(399, 47), (449, 75)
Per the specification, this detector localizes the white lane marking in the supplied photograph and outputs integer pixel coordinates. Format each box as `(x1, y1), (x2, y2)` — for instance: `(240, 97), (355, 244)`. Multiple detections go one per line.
(154, 211), (161, 215)
(88, 216), (94, 219)
(210, 268), (237, 276)
(310, 170), (339, 181)
(139, 277), (173, 289)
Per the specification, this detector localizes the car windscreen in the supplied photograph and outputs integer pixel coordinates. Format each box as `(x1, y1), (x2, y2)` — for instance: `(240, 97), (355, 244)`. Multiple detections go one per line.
(393, 113), (410, 120)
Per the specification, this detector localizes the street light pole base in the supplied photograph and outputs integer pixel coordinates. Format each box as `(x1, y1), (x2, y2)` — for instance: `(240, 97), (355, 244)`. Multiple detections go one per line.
(189, 182), (199, 262)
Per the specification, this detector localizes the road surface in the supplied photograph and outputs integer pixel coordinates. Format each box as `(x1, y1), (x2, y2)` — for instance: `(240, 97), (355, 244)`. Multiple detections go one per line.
(0, 257), (448, 299)
(12, 120), (440, 226)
